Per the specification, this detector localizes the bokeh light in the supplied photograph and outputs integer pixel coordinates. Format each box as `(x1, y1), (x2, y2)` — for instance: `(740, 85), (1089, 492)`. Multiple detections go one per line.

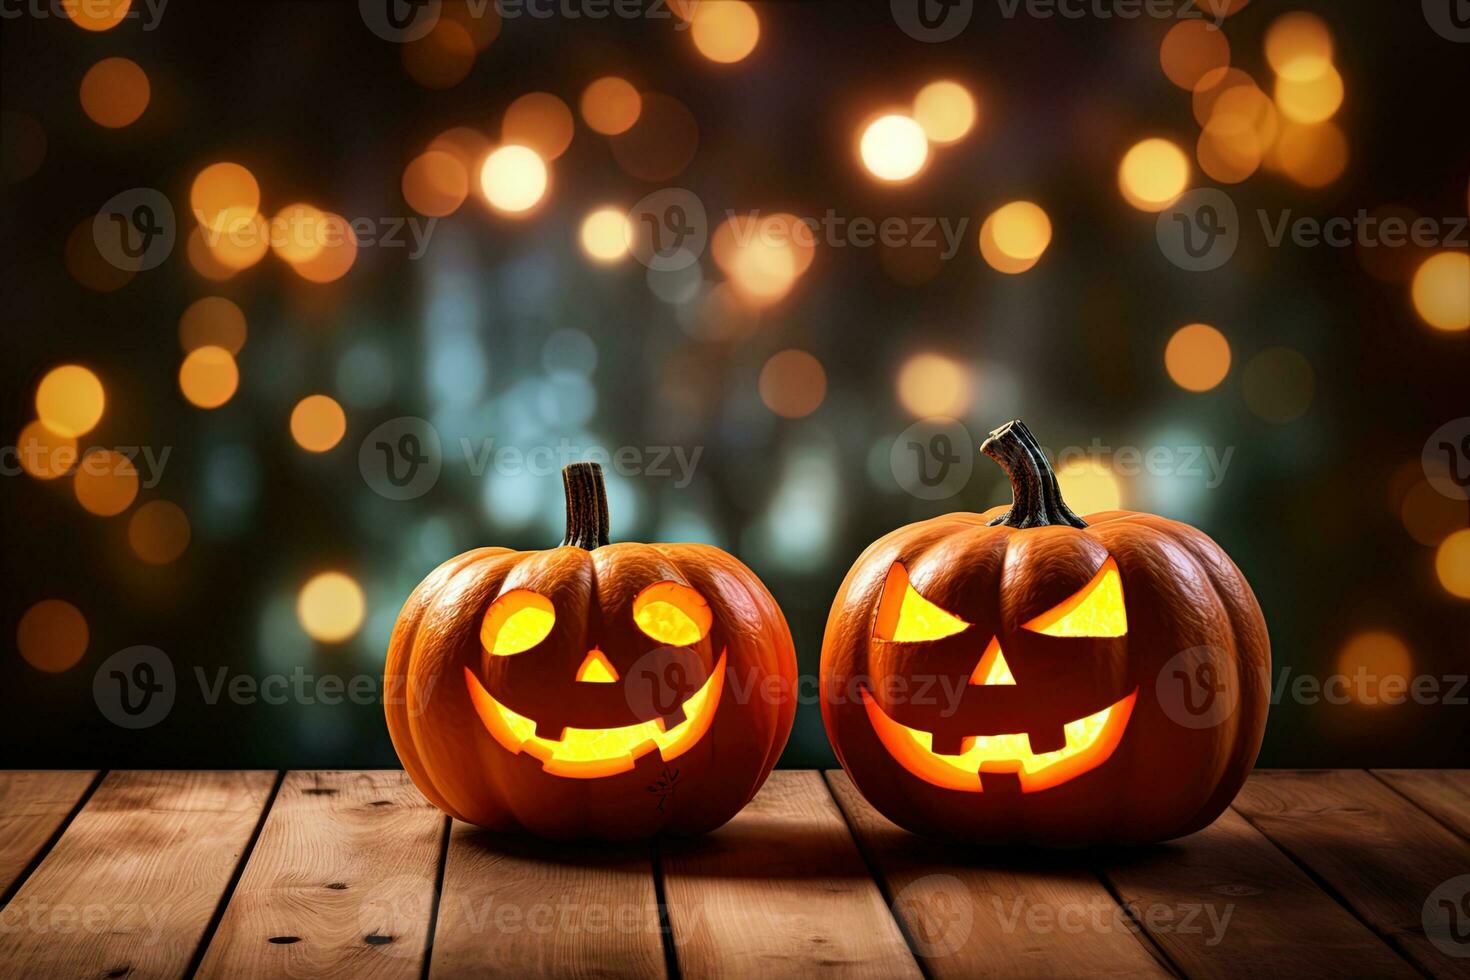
(1197, 83), (1276, 184)
(179, 345), (239, 409)
(859, 114), (928, 182)
(581, 76), (641, 135)
(979, 201), (1051, 274)
(36, 364), (104, 437)
(1399, 481), (1466, 546)
(402, 150), (469, 217)
(402, 18), (476, 89)
(1269, 120), (1347, 188)
(179, 296), (247, 354)
(191, 161), (259, 234)
(205, 213), (270, 271)
(759, 350), (827, 418)
(579, 207), (631, 263)
(1118, 138), (1190, 212)
(16, 600), (88, 673)
(79, 58), (150, 128)
(186, 226), (238, 281)
(74, 448), (139, 516)
(1241, 347), (1314, 423)
(1274, 65), (1344, 124)
(896, 353), (970, 417)
(1410, 252), (1470, 332)
(1265, 12), (1334, 81)
(65, 218), (134, 292)
(1165, 323), (1231, 392)
(609, 93), (699, 181)
(502, 92), (575, 160)
(690, 0), (760, 64)
(269, 203), (329, 265)
(61, 0), (130, 31)
(297, 572), (366, 643)
(293, 212), (358, 283)
(1335, 631), (1411, 708)
(912, 81), (977, 144)
(1159, 20), (1231, 91)
(128, 500), (192, 564)
(290, 395), (347, 452)
(1436, 529), (1470, 598)
(1056, 458), (1123, 514)
(479, 145), (548, 214)
(16, 421), (78, 480)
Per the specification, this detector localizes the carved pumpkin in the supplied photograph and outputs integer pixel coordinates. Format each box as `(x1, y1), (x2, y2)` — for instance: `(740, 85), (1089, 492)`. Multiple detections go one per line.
(386, 462), (797, 839)
(820, 421), (1269, 844)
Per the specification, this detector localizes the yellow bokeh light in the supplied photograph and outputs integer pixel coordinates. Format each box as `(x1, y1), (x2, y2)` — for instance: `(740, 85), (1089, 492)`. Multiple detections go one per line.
(479, 144), (548, 214)
(402, 150), (469, 217)
(1197, 83), (1276, 184)
(290, 394), (347, 452)
(297, 572), (366, 643)
(758, 350), (826, 419)
(1118, 138), (1190, 212)
(1410, 252), (1470, 332)
(1265, 11), (1333, 81)
(191, 161), (260, 234)
(1335, 631), (1412, 708)
(913, 81), (977, 144)
(293, 213), (358, 284)
(1436, 529), (1470, 598)
(980, 201), (1052, 274)
(580, 207), (631, 264)
(1056, 458), (1122, 514)
(36, 364), (104, 438)
(186, 226), (238, 282)
(74, 448), (139, 516)
(1159, 19), (1231, 91)
(179, 345), (239, 409)
(179, 296), (247, 354)
(17, 600), (88, 673)
(896, 353), (971, 417)
(128, 500), (191, 565)
(1165, 323), (1231, 392)
(859, 114), (929, 183)
(502, 92), (575, 161)
(269, 203), (329, 264)
(79, 57), (150, 128)
(690, 0), (759, 64)
(61, 0), (130, 31)
(1274, 65), (1343, 124)
(16, 421), (78, 480)
(206, 213), (270, 270)
(1269, 120), (1347, 188)
(581, 76), (642, 136)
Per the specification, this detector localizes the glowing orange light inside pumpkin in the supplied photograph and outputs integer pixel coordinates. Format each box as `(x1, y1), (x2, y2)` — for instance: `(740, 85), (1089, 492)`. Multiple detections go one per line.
(576, 648), (620, 683)
(481, 590), (556, 656)
(1023, 558), (1127, 637)
(874, 563), (970, 642)
(633, 582), (712, 646)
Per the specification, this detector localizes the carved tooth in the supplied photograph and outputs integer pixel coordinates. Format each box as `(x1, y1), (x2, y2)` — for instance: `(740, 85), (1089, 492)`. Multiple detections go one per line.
(533, 719), (567, 742)
(662, 702), (687, 729)
(1027, 726), (1067, 754)
(929, 731), (968, 755)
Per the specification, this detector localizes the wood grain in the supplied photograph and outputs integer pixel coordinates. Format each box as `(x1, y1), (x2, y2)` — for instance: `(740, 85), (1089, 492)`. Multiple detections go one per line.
(660, 770), (921, 979)
(195, 770), (446, 979)
(826, 770), (1167, 979)
(0, 771), (97, 898)
(1234, 769), (1470, 978)
(429, 820), (665, 978)
(1373, 769), (1470, 841)
(1099, 806), (1415, 979)
(0, 770), (275, 979)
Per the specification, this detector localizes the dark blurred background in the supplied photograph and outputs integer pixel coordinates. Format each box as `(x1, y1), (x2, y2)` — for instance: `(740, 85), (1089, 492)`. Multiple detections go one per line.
(2, 0), (1467, 769)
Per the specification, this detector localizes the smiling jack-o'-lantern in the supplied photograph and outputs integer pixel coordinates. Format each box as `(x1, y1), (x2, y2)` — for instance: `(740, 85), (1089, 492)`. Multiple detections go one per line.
(386, 462), (796, 839)
(820, 421), (1269, 844)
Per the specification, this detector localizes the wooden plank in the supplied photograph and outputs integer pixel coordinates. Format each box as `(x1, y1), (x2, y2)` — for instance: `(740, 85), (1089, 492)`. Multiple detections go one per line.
(825, 770), (1167, 978)
(0, 771), (97, 898)
(195, 771), (446, 979)
(1100, 806), (1415, 979)
(1373, 770), (1470, 841)
(660, 770), (921, 979)
(1234, 769), (1470, 978)
(429, 820), (665, 978)
(0, 770), (275, 979)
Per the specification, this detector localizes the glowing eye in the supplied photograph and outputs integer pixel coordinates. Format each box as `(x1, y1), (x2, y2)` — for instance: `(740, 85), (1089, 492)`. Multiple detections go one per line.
(633, 582), (712, 646)
(874, 563), (970, 642)
(482, 590), (555, 656)
(1022, 558), (1127, 637)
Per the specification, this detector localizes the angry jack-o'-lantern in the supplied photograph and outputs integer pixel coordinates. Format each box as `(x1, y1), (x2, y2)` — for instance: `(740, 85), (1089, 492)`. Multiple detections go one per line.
(386, 462), (796, 839)
(820, 421), (1269, 844)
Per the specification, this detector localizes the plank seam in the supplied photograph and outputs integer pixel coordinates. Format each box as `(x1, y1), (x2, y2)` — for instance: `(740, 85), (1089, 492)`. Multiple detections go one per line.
(818, 770), (934, 980)
(181, 769), (286, 979)
(420, 814), (452, 980)
(1088, 866), (1188, 979)
(1366, 769), (1470, 843)
(650, 838), (682, 980)
(0, 769), (107, 911)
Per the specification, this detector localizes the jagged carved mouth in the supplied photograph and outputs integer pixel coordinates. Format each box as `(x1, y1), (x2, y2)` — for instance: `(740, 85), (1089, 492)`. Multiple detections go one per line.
(463, 652), (727, 779)
(861, 686), (1137, 793)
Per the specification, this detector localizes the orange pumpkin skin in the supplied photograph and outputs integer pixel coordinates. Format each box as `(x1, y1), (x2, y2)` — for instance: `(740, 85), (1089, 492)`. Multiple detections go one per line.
(386, 464), (796, 840)
(820, 422), (1270, 845)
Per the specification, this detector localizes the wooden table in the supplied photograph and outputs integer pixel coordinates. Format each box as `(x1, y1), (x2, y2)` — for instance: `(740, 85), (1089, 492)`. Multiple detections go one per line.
(1, 770), (1466, 978)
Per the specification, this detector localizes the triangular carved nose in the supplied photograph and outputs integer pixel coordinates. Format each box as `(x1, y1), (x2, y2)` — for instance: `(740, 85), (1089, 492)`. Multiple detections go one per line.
(576, 648), (619, 683)
(969, 637), (1016, 686)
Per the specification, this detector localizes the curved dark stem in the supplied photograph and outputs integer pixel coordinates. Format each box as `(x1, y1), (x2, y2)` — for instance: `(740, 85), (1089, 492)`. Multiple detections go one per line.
(980, 420), (1088, 529)
(561, 462), (611, 550)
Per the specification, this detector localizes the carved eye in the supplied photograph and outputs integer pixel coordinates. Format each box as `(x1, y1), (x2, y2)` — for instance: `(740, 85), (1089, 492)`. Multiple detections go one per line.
(874, 563), (970, 642)
(1022, 558), (1127, 637)
(633, 582), (712, 646)
(482, 590), (556, 656)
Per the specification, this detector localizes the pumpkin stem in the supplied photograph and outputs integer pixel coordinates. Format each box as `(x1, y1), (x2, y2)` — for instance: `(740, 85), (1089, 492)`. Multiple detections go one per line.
(562, 462), (611, 550)
(980, 420), (1088, 529)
